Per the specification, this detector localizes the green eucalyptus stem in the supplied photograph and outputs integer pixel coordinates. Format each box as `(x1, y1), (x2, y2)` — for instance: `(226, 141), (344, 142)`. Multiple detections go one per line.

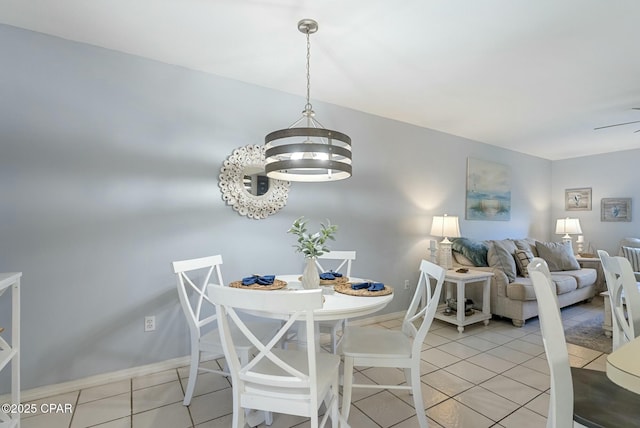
(287, 216), (338, 259)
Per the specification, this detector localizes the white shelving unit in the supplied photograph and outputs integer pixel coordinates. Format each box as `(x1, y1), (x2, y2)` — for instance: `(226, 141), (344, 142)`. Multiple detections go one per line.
(0, 273), (21, 428)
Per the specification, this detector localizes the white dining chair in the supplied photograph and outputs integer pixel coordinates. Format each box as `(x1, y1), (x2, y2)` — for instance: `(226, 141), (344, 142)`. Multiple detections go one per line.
(209, 285), (348, 428)
(315, 250), (356, 353)
(340, 259), (445, 428)
(598, 250), (640, 350)
(171, 254), (277, 420)
(528, 257), (640, 427)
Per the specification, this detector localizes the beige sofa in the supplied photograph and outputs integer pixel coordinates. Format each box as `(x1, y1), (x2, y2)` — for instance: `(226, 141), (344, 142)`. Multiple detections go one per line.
(452, 237), (598, 327)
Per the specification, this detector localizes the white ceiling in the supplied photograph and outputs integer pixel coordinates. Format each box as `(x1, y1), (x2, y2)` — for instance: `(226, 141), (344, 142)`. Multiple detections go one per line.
(2, 0), (640, 160)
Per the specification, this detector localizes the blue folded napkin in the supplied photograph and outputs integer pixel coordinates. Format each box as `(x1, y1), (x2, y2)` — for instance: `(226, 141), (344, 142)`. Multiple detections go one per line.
(319, 271), (343, 280)
(351, 282), (385, 291)
(242, 275), (275, 286)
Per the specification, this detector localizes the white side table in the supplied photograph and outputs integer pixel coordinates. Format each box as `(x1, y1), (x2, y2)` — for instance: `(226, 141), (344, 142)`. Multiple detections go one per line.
(434, 269), (493, 333)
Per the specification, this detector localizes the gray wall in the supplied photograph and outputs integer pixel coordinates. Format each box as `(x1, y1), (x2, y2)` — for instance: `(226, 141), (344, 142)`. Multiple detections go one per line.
(0, 24), (551, 391)
(552, 149), (640, 255)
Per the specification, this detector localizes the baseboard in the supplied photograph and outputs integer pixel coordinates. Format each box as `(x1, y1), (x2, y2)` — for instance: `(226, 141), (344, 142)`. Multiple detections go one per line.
(347, 310), (405, 326)
(2, 355), (192, 403)
(4, 312), (404, 402)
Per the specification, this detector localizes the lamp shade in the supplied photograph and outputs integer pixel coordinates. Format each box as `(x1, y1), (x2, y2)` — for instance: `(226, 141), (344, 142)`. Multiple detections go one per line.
(555, 218), (582, 236)
(430, 215), (461, 240)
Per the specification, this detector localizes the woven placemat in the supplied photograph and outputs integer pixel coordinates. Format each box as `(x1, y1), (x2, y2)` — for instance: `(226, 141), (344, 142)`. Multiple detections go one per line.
(229, 279), (287, 290)
(298, 276), (350, 286)
(334, 283), (393, 296)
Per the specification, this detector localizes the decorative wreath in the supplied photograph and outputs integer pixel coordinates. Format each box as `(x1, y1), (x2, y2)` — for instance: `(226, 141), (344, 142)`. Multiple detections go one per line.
(218, 144), (290, 219)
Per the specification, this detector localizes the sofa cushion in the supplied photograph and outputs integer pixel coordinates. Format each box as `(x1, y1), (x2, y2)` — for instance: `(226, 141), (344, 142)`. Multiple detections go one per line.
(550, 273), (578, 295)
(507, 274), (581, 300)
(621, 246), (640, 272)
(562, 268), (597, 289)
(514, 249), (534, 277)
(452, 238), (489, 267)
(487, 240), (518, 281)
(535, 241), (580, 271)
(506, 278), (537, 301)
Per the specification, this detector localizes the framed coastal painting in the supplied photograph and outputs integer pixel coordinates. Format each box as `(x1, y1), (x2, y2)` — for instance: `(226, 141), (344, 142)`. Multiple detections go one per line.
(466, 158), (511, 221)
(565, 187), (592, 211)
(601, 198), (632, 222)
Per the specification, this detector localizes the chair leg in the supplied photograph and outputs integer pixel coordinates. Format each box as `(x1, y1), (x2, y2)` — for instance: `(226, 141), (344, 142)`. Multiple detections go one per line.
(237, 350), (272, 425)
(183, 348), (200, 406)
(330, 380), (340, 428)
(311, 411), (319, 428)
(264, 410), (273, 426)
(410, 367), (428, 428)
(341, 356), (355, 421)
(332, 320), (347, 354)
(331, 324), (339, 354)
(404, 368), (412, 390)
(232, 392), (245, 428)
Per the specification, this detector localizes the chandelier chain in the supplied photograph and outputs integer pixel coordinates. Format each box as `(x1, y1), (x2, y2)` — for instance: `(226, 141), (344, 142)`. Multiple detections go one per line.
(305, 30), (312, 113)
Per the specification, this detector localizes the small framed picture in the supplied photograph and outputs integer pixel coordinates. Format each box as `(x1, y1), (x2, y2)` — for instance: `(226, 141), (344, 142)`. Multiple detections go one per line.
(601, 198), (632, 222)
(565, 188), (592, 211)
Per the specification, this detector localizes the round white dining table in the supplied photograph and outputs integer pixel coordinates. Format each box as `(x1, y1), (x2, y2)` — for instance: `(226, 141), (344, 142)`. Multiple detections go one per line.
(271, 275), (394, 321)
(223, 275), (394, 350)
(607, 335), (640, 394)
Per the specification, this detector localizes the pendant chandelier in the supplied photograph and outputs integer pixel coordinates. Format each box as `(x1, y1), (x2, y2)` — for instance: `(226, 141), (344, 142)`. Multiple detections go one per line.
(264, 19), (352, 182)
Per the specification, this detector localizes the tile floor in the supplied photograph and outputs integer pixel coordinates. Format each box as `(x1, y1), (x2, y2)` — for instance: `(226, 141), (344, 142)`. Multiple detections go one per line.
(20, 297), (608, 428)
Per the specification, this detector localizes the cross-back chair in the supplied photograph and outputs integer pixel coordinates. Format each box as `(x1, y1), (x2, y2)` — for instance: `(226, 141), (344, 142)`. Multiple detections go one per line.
(315, 250), (357, 353)
(598, 250), (640, 351)
(528, 257), (640, 427)
(209, 286), (348, 428)
(172, 254), (276, 416)
(341, 259), (445, 428)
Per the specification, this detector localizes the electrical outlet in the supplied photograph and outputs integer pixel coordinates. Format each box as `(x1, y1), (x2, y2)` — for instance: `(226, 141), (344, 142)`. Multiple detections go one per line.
(404, 280), (410, 290)
(144, 316), (156, 332)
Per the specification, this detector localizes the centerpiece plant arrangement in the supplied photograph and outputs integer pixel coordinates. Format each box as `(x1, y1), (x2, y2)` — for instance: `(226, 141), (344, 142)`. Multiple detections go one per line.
(287, 216), (338, 289)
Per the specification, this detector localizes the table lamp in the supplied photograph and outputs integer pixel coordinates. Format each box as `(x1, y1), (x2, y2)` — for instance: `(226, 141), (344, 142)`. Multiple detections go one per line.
(431, 214), (461, 269)
(576, 235), (585, 254)
(555, 217), (582, 251)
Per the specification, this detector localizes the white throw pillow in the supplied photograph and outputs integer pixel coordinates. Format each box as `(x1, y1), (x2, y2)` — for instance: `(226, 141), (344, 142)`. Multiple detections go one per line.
(487, 240), (517, 281)
(535, 241), (580, 272)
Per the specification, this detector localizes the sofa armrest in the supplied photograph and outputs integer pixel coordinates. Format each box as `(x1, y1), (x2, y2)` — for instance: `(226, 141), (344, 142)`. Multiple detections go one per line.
(452, 264), (509, 298)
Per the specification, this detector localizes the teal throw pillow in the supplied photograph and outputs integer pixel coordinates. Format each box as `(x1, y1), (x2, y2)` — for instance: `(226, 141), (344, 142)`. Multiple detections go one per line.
(452, 238), (489, 267)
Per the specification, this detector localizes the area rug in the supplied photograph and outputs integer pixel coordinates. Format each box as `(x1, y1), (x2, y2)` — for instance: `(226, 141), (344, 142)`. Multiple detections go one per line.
(564, 313), (612, 354)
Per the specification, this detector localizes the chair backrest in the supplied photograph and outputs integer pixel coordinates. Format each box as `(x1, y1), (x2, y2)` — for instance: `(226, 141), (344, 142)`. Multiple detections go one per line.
(528, 257), (574, 427)
(315, 250), (356, 277)
(598, 250), (640, 349)
(210, 286), (323, 392)
(403, 259), (446, 356)
(172, 255), (224, 338)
